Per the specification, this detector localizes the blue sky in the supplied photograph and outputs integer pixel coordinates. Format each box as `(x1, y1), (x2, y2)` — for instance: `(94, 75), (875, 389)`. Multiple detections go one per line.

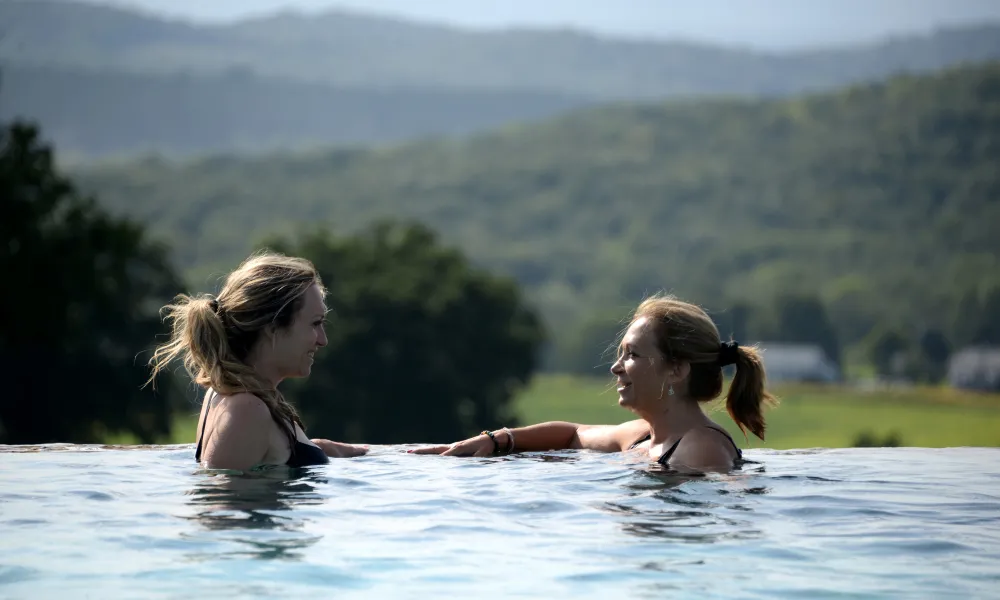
(99, 0), (1000, 50)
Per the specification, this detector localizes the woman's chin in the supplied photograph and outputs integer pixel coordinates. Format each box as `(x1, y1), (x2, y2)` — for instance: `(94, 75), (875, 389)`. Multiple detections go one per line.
(288, 366), (311, 379)
(618, 394), (646, 416)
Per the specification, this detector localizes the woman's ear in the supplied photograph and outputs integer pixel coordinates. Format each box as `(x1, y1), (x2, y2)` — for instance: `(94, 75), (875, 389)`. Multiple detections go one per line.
(668, 360), (691, 384)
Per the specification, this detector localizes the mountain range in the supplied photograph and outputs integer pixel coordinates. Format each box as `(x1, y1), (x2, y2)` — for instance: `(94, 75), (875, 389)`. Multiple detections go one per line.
(2, 0), (1000, 157)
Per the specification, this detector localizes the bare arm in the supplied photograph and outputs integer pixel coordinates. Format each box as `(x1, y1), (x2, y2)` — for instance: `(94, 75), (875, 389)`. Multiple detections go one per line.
(199, 394), (271, 471)
(311, 438), (369, 458)
(408, 419), (650, 456)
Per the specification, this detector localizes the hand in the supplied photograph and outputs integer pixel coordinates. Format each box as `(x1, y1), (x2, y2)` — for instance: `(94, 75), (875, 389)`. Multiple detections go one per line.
(407, 433), (496, 457)
(312, 438), (369, 458)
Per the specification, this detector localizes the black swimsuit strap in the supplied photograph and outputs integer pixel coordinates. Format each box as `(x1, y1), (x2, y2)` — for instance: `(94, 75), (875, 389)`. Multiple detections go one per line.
(630, 425), (743, 465)
(656, 437), (685, 466)
(627, 430), (684, 465)
(703, 425), (742, 459)
(193, 396), (214, 462)
(629, 432), (652, 450)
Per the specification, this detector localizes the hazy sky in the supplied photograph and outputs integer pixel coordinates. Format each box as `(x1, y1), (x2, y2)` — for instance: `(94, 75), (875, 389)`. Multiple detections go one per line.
(99, 0), (1000, 50)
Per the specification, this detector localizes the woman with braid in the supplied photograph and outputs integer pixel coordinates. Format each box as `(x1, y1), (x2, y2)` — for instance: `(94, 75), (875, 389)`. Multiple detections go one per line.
(412, 295), (776, 473)
(147, 252), (368, 471)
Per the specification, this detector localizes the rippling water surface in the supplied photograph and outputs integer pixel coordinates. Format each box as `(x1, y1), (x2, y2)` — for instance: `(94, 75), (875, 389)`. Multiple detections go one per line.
(1, 445), (998, 598)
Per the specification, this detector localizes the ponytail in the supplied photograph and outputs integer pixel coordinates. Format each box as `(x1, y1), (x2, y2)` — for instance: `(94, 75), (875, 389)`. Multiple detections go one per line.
(146, 293), (303, 448)
(146, 294), (223, 390)
(724, 345), (778, 440)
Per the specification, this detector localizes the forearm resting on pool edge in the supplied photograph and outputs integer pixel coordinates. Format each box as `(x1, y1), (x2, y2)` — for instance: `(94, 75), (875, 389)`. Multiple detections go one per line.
(489, 421), (598, 453)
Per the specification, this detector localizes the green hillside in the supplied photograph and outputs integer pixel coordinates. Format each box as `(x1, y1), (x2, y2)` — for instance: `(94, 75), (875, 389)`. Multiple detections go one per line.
(74, 62), (1000, 361)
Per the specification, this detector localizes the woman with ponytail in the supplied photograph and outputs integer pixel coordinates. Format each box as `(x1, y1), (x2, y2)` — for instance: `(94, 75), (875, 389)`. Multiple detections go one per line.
(147, 251), (368, 471)
(411, 294), (776, 473)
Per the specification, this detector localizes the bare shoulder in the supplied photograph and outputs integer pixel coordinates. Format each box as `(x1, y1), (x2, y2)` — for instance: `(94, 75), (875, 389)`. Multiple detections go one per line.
(669, 426), (739, 473)
(200, 393), (273, 470)
(612, 419), (652, 450)
(214, 393), (271, 424)
(577, 418), (650, 452)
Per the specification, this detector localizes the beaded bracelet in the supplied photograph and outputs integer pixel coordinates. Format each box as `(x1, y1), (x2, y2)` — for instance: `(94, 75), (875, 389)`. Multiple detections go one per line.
(481, 430), (500, 454)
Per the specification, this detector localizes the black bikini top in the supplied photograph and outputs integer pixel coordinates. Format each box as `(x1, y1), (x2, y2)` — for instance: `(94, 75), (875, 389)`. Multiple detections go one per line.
(630, 425), (743, 467)
(194, 396), (329, 468)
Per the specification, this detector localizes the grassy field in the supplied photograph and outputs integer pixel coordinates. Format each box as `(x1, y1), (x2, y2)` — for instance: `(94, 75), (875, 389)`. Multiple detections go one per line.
(128, 374), (1000, 449)
(516, 375), (1000, 449)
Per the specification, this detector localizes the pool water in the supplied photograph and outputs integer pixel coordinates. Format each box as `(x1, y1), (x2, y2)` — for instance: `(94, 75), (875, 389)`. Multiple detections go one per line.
(1, 445), (998, 598)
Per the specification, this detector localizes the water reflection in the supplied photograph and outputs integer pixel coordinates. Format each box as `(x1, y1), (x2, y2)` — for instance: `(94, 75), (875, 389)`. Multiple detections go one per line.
(605, 466), (769, 543)
(520, 452), (584, 464)
(182, 467), (328, 560)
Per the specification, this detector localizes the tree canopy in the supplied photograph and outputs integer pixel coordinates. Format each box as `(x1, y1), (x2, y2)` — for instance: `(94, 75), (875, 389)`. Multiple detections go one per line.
(272, 220), (546, 443)
(0, 121), (182, 443)
(1, 120), (546, 444)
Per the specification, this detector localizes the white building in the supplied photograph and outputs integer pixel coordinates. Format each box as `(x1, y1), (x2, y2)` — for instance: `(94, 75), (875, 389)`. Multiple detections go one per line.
(947, 346), (1000, 391)
(753, 342), (841, 383)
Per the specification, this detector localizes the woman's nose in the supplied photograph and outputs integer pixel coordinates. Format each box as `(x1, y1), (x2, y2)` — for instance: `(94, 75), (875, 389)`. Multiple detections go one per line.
(610, 357), (623, 375)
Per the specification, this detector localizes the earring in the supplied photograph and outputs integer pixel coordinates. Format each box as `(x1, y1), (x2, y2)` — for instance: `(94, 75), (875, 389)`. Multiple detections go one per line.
(667, 384), (675, 396)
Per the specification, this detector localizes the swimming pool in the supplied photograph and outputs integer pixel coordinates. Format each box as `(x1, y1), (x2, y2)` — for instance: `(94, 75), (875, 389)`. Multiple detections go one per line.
(1, 445), (997, 598)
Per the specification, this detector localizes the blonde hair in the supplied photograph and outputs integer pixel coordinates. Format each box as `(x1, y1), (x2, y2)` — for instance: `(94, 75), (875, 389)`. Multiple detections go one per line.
(146, 250), (324, 447)
(627, 294), (777, 440)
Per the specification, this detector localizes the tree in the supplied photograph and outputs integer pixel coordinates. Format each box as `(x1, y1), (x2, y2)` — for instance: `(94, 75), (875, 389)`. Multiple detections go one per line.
(764, 294), (842, 367)
(865, 326), (910, 377)
(918, 329), (952, 383)
(950, 283), (1000, 348)
(970, 284), (1000, 345)
(547, 309), (628, 375)
(0, 121), (182, 444)
(271, 220), (546, 444)
(712, 302), (754, 344)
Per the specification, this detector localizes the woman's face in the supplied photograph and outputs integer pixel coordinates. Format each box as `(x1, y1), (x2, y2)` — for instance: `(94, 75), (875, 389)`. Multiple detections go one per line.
(269, 283), (329, 379)
(610, 317), (671, 412)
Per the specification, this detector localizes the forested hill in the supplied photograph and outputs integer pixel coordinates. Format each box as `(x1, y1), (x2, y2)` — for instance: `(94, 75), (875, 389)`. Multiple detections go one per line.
(74, 61), (1000, 355)
(3, 1), (999, 98)
(0, 64), (590, 158)
(3, 1), (1000, 158)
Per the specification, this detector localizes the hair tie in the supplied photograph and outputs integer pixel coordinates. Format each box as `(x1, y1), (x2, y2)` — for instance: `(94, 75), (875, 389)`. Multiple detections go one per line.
(717, 340), (739, 366)
(208, 298), (220, 313)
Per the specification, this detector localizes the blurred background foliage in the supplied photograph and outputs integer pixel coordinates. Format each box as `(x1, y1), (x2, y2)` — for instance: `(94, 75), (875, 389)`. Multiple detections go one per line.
(2, 1), (999, 448)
